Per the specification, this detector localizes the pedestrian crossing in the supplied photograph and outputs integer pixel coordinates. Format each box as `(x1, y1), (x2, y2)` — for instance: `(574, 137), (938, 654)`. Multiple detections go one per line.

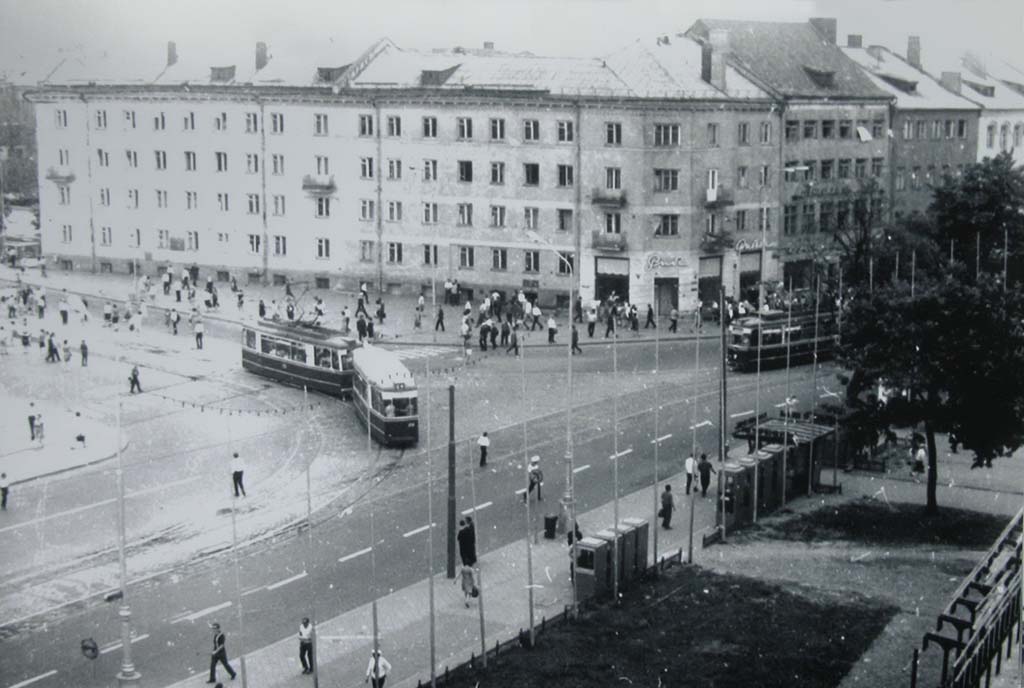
(380, 344), (455, 361)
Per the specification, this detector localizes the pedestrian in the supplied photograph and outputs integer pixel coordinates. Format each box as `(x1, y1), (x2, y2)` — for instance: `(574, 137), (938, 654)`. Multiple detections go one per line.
(604, 309), (615, 338)
(162, 270), (171, 296)
(698, 453), (716, 497)
(693, 300), (703, 330)
(367, 319), (376, 341)
(669, 307), (679, 333)
(298, 617), (315, 675)
(477, 431), (490, 467)
(531, 303), (542, 331)
(258, 298), (267, 319)
(231, 452), (246, 497)
(59, 294), (69, 325)
(27, 402), (36, 441)
(571, 325), (582, 355)
(489, 320), (498, 348)
(356, 315), (368, 342)
(684, 454), (696, 495)
(0, 472), (8, 510)
(170, 308), (180, 335)
(194, 317), (205, 350)
(208, 622), (237, 683)
(506, 326), (519, 356)
(342, 306), (352, 334)
(129, 365), (142, 394)
(500, 319), (510, 347)
(587, 307), (597, 338)
(524, 456), (543, 502)
(46, 333), (60, 363)
(375, 298), (386, 324)
(461, 319), (472, 354)
(660, 484), (675, 529)
(434, 306), (445, 332)
(547, 315), (557, 344)
(286, 300), (296, 321)
(478, 320), (489, 352)
(417, 293), (425, 313)
(458, 564), (477, 607)
(457, 519), (477, 566)
(365, 650), (391, 688)
(62, 339), (71, 366)
(37, 293), (46, 319)
(949, 431), (960, 454)
(645, 304), (656, 329)
(629, 305), (640, 335)
(355, 296), (369, 318)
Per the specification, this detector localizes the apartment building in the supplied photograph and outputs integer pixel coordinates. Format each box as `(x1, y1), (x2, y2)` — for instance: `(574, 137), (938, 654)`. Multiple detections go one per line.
(842, 35), (980, 219)
(943, 53), (1024, 166)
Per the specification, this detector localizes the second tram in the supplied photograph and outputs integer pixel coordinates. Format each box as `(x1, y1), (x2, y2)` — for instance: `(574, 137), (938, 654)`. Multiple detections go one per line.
(727, 309), (838, 372)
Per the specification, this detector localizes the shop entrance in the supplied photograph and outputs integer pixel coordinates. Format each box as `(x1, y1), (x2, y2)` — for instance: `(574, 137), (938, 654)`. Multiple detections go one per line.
(595, 257), (630, 303)
(654, 277), (678, 316)
(698, 256), (722, 306)
(738, 251), (762, 305)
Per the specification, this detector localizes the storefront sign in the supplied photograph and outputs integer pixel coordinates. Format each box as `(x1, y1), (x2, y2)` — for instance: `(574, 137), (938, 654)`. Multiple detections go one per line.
(644, 254), (688, 272)
(733, 238), (776, 252)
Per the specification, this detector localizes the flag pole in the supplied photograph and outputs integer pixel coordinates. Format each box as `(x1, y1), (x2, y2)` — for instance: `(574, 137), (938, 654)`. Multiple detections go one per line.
(611, 323), (620, 603)
(303, 386), (320, 688)
(808, 277), (821, 497)
(466, 411), (486, 666)
(781, 278), (794, 507)
(519, 327), (536, 647)
(425, 359), (437, 687)
(686, 312), (701, 564)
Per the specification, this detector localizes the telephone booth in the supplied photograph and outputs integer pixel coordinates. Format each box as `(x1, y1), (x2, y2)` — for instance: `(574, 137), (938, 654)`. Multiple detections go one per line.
(574, 536), (609, 600)
(716, 461), (745, 532)
(621, 517), (649, 573)
(593, 529), (625, 591)
(761, 443), (786, 509)
(612, 522), (637, 585)
(753, 448), (777, 515)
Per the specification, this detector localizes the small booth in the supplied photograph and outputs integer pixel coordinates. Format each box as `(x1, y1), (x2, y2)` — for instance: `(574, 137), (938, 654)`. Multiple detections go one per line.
(753, 448), (777, 515)
(592, 529), (626, 591)
(760, 443), (786, 508)
(620, 517), (649, 574)
(612, 522), (637, 585)
(755, 419), (835, 501)
(716, 461), (747, 532)
(574, 536), (609, 600)
(735, 455), (757, 526)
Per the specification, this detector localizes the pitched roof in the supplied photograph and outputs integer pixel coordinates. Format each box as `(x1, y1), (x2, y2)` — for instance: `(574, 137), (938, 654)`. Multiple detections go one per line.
(687, 19), (890, 99)
(842, 45), (979, 111)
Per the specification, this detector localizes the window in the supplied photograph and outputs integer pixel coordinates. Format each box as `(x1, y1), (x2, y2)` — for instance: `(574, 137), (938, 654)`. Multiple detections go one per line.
(803, 121), (818, 139)
(957, 119), (967, 139)
(359, 114), (374, 136)
(422, 202), (438, 224)
(387, 242), (403, 264)
(316, 238), (330, 259)
(655, 215), (679, 236)
(872, 119), (884, 139)
(523, 163), (539, 186)
(100, 226), (112, 246)
(819, 202), (834, 232)
(785, 120), (799, 141)
(1000, 123), (1010, 151)
(557, 120), (574, 142)
(157, 229), (170, 249)
(490, 118), (506, 140)
(58, 149), (70, 165)
(457, 117), (473, 140)
(155, 150), (167, 170)
(360, 241), (374, 262)
(490, 205), (506, 228)
(606, 122), (622, 145)
(654, 168), (679, 192)
(706, 168), (719, 191)
(459, 246), (475, 268)
(272, 154), (284, 175)
(217, 193), (230, 212)
(127, 189), (139, 209)
(262, 111), (280, 133)
(274, 235), (287, 256)
(247, 193), (260, 215)
(838, 120), (852, 139)
(759, 165), (771, 188)
(524, 250), (540, 273)
(359, 199), (374, 220)
(213, 112), (226, 131)
(737, 122), (748, 145)
(246, 153), (260, 174)
(759, 121), (771, 144)
(185, 151), (197, 171)
(605, 167), (621, 190)
(557, 164), (574, 187)
(360, 157), (375, 179)
(58, 185), (71, 205)
(423, 244), (439, 265)
(1016, 124), (1024, 147)
(932, 120), (941, 140)
(803, 161), (817, 181)
(387, 201), (403, 222)
(837, 159), (850, 179)
(386, 116), (401, 137)
(124, 110), (136, 129)
(916, 121), (927, 139)
(318, 197), (333, 218)
(99, 188), (110, 206)
(556, 251), (574, 275)
(96, 110), (107, 129)
(215, 151), (228, 172)
(421, 159), (438, 181)
(187, 230), (199, 251)
(987, 123), (997, 148)
(490, 161), (505, 185)
(802, 203), (816, 233)
(605, 212), (621, 234)
(944, 120), (954, 139)
(871, 157), (883, 178)
(55, 109), (68, 128)
(737, 166), (749, 189)
(272, 194), (285, 216)
(821, 120), (836, 139)
(131, 228), (141, 248)
(386, 159), (400, 179)
(314, 113), (329, 136)
(837, 201), (850, 231)
(557, 209), (573, 232)
(784, 204), (797, 235)
(245, 112), (259, 133)
(248, 234), (261, 254)
(422, 116), (437, 138)
(735, 209), (747, 232)
(901, 120), (913, 140)
(654, 123), (680, 146)
(524, 206), (539, 229)
(153, 112), (167, 131)
(186, 191), (198, 210)
(491, 248), (508, 270)
(523, 119), (540, 141)
(458, 160), (473, 182)
(97, 149), (109, 167)
(820, 160), (834, 180)
(458, 203), (473, 226)
(61, 224), (72, 243)
(854, 158), (867, 179)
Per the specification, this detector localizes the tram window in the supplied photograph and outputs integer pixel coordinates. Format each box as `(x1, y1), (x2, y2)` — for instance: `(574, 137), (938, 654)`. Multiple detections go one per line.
(262, 335), (287, 357)
(290, 344), (307, 364)
(314, 346), (339, 370)
(371, 389), (385, 413)
(762, 328), (782, 346)
(332, 350), (340, 370)
(341, 354), (353, 370)
(244, 329), (257, 349)
(393, 397), (417, 417)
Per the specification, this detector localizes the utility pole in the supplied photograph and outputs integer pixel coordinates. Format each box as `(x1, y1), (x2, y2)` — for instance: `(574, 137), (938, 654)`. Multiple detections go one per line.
(719, 285), (728, 465)
(115, 400), (141, 687)
(447, 384), (456, 579)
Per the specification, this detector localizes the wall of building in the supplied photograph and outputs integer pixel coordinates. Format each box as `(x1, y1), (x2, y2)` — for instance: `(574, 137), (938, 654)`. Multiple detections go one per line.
(977, 110), (1024, 165)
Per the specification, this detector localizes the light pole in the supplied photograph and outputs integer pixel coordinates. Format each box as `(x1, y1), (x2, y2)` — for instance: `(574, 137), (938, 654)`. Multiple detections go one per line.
(114, 399), (141, 688)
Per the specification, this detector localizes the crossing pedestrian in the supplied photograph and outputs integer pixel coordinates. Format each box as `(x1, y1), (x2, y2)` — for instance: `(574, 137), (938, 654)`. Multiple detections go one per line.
(434, 307), (445, 332)
(129, 366), (142, 394)
(458, 564), (477, 607)
(698, 453), (716, 497)
(231, 452), (246, 497)
(298, 617), (315, 674)
(684, 454), (696, 495)
(530, 303), (542, 331)
(477, 432), (490, 467)
(547, 315), (557, 344)
(524, 456), (543, 502)
(79, 339), (88, 367)
(162, 270), (171, 296)
(27, 402), (36, 441)
(669, 307), (679, 333)
(586, 307), (597, 338)
(356, 315), (368, 342)
(457, 519), (477, 566)
(170, 308), (180, 335)
(194, 316), (205, 350)
(645, 304), (656, 329)
(659, 484), (675, 529)
(604, 309), (615, 338)
(208, 622), (237, 683)
(0, 472), (9, 510)
(59, 294), (69, 325)
(506, 325), (519, 357)
(365, 650), (391, 688)
(571, 325), (582, 355)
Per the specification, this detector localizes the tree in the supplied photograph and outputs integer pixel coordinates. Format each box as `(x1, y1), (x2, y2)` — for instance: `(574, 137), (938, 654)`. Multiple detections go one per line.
(838, 275), (1024, 513)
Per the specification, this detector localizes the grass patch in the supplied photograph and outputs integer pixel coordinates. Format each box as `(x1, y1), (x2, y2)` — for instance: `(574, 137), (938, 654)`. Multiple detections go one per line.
(441, 565), (896, 688)
(752, 499), (1011, 547)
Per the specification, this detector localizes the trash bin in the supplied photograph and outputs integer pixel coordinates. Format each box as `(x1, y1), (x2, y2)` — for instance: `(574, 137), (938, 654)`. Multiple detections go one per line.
(543, 514), (558, 540)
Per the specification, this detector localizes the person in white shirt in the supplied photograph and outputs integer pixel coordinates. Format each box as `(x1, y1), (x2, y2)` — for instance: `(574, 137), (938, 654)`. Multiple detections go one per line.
(365, 650), (391, 688)
(547, 315), (558, 344)
(684, 454), (696, 495)
(298, 618), (314, 674)
(477, 432), (490, 467)
(231, 452), (246, 497)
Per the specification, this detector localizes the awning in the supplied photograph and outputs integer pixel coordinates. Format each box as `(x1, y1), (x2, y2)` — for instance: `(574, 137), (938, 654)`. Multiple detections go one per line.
(595, 257), (629, 276)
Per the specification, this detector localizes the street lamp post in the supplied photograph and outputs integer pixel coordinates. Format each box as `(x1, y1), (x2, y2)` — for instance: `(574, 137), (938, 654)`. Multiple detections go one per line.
(114, 400), (141, 688)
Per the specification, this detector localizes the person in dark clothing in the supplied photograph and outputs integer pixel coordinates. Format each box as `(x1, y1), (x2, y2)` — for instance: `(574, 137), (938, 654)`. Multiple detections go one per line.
(489, 323), (498, 349)
(500, 320), (510, 347)
(366, 320), (376, 340)
(571, 325), (582, 355)
(356, 316), (368, 342)
(375, 299), (386, 324)
(80, 340), (88, 366)
(46, 334), (60, 363)
(355, 297), (369, 318)
(645, 304), (656, 329)
(660, 485), (675, 529)
(479, 322), (489, 351)
(435, 307), (445, 332)
(208, 623), (237, 683)
(457, 519), (477, 566)
(258, 299), (267, 319)
(698, 453), (716, 497)
(506, 327), (519, 356)
(574, 296), (583, 323)
(604, 311), (615, 339)
(129, 366), (142, 394)
(629, 307), (640, 334)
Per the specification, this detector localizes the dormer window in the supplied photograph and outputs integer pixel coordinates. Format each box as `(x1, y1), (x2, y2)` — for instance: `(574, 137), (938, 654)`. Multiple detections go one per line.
(804, 65), (836, 88)
(210, 65), (236, 82)
(316, 66), (347, 83)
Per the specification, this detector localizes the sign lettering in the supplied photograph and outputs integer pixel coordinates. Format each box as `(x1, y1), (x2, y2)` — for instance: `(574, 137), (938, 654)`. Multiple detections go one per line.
(644, 254), (688, 272)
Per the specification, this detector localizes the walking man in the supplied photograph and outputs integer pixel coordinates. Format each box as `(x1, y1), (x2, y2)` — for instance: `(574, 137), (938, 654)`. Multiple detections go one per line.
(298, 617), (314, 675)
(586, 307), (597, 338)
(571, 325), (583, 355)
(170, 308), (180, 335)
(698, 453), (716, 497)
(660, 484), (675, 529)
(457, 518), (477, 567)
(547, 315), (557, 344)
(604, 309), (615, 339)
(231, 452), (246, 497)
(28, 402), (37, 441)
(194, 316), (205, 350)
(128, 366), (142, 394)
(684, 453), (696, 495)
(645, 304), (656, 329)
(0, 472), (9, 510)
(434, 307), (445, 332)
(477, 431), (490, 467)
(365, 649), (391, 688)
(530, 303), (542, 331)
(59, 295), (69, 325)
(506, 326), (519, 357)
(524, 456), (543, 502)
(208, 622), (237, 683)
(669, 307), (679, 333)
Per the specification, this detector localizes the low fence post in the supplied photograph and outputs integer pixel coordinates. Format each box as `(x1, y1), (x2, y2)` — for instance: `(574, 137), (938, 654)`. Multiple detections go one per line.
(909, 648), (918, 688)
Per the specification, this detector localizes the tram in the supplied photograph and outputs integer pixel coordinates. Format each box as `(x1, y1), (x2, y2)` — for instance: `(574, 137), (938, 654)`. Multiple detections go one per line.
(727, 309), (838, 372)
(240, 319), (360, 397)
(351, 346), (419, 447)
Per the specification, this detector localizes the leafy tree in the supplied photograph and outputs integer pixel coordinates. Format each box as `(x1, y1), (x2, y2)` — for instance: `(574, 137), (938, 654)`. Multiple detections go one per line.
(838, 275), (1024, 513)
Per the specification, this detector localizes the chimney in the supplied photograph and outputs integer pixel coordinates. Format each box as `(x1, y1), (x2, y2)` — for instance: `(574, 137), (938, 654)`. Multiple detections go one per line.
(940, 71), (962, 94)
(847, 34), (862, 48)
(483, 41), (494, 50)
(809, 17), (837, 44)
(701, 28), (728, 91)
(907, 36), (921, 70)
(255, 41), (268, 71)
(166, 41), (178, 67)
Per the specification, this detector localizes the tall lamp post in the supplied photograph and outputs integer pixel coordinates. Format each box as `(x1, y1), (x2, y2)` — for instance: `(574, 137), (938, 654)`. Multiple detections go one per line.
(114, 400), (141, 687)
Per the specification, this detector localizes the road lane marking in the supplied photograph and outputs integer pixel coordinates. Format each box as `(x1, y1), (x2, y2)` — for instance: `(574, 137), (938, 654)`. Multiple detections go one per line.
(514, 483), (543, 495)
(266, 571), (307, 591)
(689, 420), (712, 430)
(319, 634), (375, 641)
(573, 464), (590, 474)
(650, 434), (672, 444)
(99, 634), (150, 655)
(730, 410), (755, 419)
(9, 670), (58, 688)
(241, 587), (263, 597)
(609, 449), (633, 460)
(338, 547), (373, 563)
(461, 501), (492, 516)
(402, 522), (436, 538)
(171, 601), (232, 624)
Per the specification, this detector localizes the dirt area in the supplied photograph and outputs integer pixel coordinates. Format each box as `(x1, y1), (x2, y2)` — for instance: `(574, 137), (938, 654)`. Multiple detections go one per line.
(439, 499), (1011, 688)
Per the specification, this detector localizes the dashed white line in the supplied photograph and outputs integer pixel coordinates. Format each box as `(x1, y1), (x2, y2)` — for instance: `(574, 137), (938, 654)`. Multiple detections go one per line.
(609, 449), (633, 460)
(402, 522), (436, 538)
(461, 501), (492, 516)
(689, 420), (712, 430)
(573, 464), (590, 474)
(650, 434), (673, 444)
(514, 483), (543, 495)
(171, 601), (232, 624)
(730, 410), (755, 419)
(338, 547), (373, 564)
(9, 670), (58, 688)
(100, 633), (150, 655)
(266, 571), (307, 591)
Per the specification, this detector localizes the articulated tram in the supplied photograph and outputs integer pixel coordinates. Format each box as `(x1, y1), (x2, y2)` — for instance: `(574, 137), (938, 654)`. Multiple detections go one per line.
(727, 309), (839, 372)
(351, 346), (419, 447)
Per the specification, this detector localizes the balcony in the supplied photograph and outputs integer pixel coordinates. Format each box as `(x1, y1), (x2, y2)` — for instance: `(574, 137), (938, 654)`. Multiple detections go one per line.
(45, 166), (76, 184)
(591, 230), (627, 252)
(591, 188), (627, 208)
(704, 185), (734, 208)
(301, 174), (337, 197)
